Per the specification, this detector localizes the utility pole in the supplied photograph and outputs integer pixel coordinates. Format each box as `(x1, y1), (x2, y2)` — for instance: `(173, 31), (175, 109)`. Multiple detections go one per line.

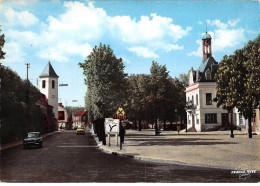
(25, 63), (30, 134)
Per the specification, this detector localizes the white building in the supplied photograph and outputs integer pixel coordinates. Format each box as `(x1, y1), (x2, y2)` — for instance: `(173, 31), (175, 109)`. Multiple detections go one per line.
(58, 103), (68, 128)
(185, 32), (228, 132)
(39, 61), (59, 119)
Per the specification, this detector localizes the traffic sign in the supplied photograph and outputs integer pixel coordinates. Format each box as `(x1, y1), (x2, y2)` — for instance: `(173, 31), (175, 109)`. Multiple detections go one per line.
(114, 107), (127, 119)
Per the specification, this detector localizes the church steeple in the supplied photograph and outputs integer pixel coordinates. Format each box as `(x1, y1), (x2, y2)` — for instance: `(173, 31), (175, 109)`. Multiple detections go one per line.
(202, 32), (212, 62)
(39, 61), (59, 78)
(39, 61), (59, 120)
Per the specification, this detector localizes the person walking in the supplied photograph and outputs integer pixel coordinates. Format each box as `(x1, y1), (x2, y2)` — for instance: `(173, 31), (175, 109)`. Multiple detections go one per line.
(119, 124), (126, 150)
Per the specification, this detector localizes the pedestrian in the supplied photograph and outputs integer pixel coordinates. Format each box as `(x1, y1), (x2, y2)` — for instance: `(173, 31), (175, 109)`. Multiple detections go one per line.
(119, 124), (126, 150)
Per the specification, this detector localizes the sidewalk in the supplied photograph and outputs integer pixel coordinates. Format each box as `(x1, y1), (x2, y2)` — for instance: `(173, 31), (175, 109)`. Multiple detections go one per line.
(93, 129), (260, 170)
(0, 130), (62, 151)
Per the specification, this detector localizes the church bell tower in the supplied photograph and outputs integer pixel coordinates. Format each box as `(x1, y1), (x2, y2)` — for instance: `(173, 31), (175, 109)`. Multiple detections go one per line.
(202, 32), (212, 62)
(39, 61), (59, 119)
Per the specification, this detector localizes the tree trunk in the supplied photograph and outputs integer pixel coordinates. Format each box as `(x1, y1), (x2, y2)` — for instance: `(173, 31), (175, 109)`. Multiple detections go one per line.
(138, 117), (141, 131)
(230, 110), (234, 138)
(155, 117), (159, 135)
(101, 118), (106, 145)
(163, 119), (166, 131)
(248, 115), (252, 138)
(134, 119), (137, 130)
(170, 120), (173, 131)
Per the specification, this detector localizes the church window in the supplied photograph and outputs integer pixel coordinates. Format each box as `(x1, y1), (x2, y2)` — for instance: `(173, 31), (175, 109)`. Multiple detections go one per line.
(52, 80), (55, 89)
(42, 80), (46, 89)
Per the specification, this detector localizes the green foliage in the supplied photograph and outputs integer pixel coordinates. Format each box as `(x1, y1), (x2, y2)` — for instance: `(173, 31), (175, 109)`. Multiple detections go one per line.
(216, 35), (260, 116)
(0, 28), (5, 60)
(124, 61), (186, 133)
(0, 65), (49, 144)
(215, 35), (260, 137)
(65, 106), (85, 115)
(79, 43), (127, 121)
(179, 73), (189, 87)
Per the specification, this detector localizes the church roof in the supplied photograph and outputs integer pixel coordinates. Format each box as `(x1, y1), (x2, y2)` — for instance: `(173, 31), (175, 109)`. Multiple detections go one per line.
(197, 57), (218, 82)
(198, 57), (217, 73)
(39, 61), (59, 78)
(202, 32), (211, 39)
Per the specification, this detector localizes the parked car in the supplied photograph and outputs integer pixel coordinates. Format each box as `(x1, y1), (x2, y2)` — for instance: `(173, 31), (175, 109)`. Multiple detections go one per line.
(23, 132), (43, 148)
(75, 127), (85, 135)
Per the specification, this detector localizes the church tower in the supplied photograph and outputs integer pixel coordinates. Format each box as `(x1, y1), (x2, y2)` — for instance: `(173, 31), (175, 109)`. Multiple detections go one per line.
(39, 61), (59, 119)
(202, 32), (212, 62)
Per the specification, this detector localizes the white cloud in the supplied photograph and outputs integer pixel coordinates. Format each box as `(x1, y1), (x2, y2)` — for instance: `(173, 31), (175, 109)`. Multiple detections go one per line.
(128, 47), (159, 59)
(111, 13), (191, 44)
(3, 7), (39, 27)
(122, 57), (131, 64)
(3, 42), (26, 63)
(189, 19), (246, 57)
(187, 40), (201, 57)
(3, 1), (191, 62)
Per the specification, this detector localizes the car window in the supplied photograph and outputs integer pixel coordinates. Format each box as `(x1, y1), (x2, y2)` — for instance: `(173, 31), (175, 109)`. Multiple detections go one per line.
(28, 133), (39, 138)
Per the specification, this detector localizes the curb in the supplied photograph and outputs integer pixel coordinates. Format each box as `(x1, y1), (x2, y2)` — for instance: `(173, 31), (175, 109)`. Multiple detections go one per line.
(0, 130), (62, 151)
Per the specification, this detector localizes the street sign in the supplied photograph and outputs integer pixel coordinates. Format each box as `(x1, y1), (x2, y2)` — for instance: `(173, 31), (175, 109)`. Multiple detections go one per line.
(114, 107), (127, 119)
(105, 118), (120, 134)
(59, 83), (68, 86)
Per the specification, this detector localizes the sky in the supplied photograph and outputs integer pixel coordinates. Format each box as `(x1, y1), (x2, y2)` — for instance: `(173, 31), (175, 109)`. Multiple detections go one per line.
(0, 0), (259, 107)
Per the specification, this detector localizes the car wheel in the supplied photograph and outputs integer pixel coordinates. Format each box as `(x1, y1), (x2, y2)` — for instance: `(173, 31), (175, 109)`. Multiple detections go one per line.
(23, 145), (27, 149)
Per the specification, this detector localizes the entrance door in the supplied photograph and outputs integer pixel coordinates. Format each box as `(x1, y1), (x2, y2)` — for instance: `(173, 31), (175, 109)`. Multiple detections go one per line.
(221, 113), (229, 127)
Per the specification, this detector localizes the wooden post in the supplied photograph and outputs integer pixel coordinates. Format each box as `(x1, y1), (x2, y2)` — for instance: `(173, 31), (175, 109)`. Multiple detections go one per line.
(108, 133), (110, 146)
(115, 133), (118, 146)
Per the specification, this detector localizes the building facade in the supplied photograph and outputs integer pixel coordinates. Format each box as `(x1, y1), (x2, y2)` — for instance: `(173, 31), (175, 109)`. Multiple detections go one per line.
(186, 32), (228, 132)
(58, 103), (68, 129)
(39, 61), (59, 119)
(73, 110), (88, 129)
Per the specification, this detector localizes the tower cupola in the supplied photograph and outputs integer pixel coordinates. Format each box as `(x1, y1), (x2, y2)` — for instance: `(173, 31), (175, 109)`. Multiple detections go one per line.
(202, 32), (212, 62)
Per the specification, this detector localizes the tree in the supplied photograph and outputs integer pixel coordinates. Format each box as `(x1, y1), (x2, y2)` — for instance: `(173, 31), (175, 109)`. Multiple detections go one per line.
(179, 73), (189, 87)
(237, 36), (260, 138)
(79, 43), (127, 143)
(215, 54), (244, 137)
(124, 74), (151, 130)
(147, 61), (170, 135)
(0, 66), (49, 144)
(215, 35), (260, 138)
(0, 28), (5, 60)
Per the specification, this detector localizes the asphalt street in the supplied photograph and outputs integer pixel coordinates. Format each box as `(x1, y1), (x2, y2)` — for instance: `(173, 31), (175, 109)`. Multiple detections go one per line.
(0, 130), (259, 182)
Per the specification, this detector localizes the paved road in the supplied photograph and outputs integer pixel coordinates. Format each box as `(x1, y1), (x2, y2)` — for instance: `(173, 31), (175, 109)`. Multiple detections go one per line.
(0, 130), (259, 182)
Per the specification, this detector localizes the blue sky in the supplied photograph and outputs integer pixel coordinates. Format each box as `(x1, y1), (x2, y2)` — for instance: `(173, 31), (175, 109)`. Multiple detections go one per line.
(0, 0), (259, 107)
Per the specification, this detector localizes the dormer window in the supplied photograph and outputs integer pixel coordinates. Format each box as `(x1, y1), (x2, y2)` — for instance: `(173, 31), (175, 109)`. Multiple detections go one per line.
(205, 69), (211, 80)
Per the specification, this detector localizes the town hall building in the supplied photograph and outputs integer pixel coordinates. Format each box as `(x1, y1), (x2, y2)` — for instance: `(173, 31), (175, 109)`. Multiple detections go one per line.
(185, 32), (229, 132)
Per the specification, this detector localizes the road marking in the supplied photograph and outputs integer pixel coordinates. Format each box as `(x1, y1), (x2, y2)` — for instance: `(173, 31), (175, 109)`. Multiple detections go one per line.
(58, 145), (97, 148)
